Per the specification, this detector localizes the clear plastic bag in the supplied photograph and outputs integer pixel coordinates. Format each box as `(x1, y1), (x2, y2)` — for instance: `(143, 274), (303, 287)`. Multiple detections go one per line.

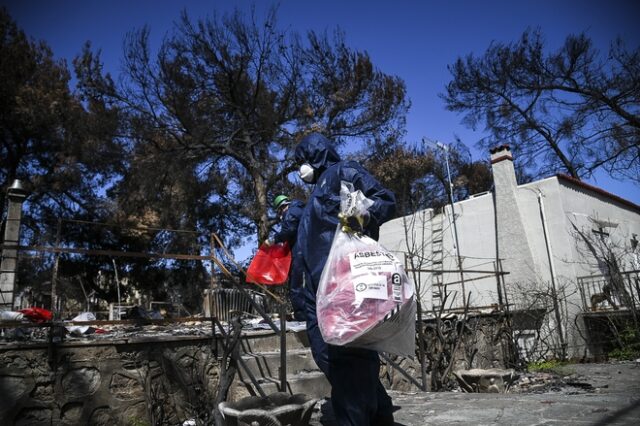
(316, 183), (416, 356)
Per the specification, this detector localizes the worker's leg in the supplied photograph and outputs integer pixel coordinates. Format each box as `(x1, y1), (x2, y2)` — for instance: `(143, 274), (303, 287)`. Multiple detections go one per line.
(328, 345), (394, 425)
(373, 380), (395, 426)
(305, 315), (329, 376)
(289, 257), (307, 321)
(303, 286), (329, 376)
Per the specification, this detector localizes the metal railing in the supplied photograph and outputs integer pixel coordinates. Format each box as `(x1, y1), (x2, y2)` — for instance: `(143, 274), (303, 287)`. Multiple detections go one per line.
(204, 288), (267, 322)
(578, 270), (640, 312)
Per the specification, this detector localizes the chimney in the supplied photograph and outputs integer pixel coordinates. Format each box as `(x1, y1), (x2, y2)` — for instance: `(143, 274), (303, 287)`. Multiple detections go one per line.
(1, 180), (29, 311)
(490, 145), (537, 286)
(490, 144), (518, 191)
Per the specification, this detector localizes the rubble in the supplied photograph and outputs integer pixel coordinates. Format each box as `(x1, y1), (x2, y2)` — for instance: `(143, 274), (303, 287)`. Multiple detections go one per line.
(66, 312), (100, 336)
(508, 366), (615, 395)
(0, 313), (307, 344)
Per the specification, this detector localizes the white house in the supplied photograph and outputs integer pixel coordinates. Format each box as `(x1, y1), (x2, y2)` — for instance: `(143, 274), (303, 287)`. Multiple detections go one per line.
(379, 145), (640, 359)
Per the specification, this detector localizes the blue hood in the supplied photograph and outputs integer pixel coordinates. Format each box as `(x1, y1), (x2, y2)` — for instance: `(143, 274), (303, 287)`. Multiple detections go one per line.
(294, 133), (341, 175)
(293, 132), (396, 305)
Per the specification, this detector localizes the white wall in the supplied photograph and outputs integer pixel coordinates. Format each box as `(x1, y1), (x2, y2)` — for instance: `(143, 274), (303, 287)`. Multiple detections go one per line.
(379, 210), (434, 309)
(380, 194), (502, 312)
(557, 179), (640, 278)
(380, 173), (640, 358)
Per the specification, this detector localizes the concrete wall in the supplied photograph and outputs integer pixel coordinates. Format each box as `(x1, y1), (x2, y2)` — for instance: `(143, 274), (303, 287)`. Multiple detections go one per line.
(450, 196), (500, 308)
(512, 177), (640, 295)
(379, 193), (503, 311)
(380, 210), (437, 308)
(0, 337), (229, 425)
(556, 179), (640, 278)
(379, 154), (640, 359)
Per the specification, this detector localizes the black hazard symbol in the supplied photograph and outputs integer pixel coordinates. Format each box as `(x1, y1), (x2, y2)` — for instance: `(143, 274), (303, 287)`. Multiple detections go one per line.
(392, 273), (402, 302)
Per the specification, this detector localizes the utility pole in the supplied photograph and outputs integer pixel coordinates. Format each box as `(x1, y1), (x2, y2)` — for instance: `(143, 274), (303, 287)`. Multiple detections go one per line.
(424, 139), (466, 306)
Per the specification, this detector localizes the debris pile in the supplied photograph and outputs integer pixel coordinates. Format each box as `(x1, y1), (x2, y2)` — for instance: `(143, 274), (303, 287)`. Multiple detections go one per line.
(1, 310), (307, 344)
(510, 370), (599, 395)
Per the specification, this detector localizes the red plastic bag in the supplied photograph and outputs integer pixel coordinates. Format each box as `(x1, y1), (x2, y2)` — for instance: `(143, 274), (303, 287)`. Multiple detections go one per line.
(20, 307), (53, 323)
(246, 242), (292, 285)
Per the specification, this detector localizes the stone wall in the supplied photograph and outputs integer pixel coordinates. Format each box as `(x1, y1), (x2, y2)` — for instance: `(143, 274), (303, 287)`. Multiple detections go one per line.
(423, 314), (513, 366)
(466, 315), (515, 369)
(380, 356), (422, 392)
(0, 337), (232, 425)
(377, 314), (516, 393)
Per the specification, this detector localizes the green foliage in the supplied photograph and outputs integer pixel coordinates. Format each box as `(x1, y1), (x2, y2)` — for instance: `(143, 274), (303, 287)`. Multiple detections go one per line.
(1, 7), (129, 307)
(527, 359), (571, 374)
(74, 5), (409, 245)
(609, 326), (640, 360)
(0, 7), (123, 216)
(609, 346), (640, 361)
(362, 139), (493, 216)
(127, 417), (150, 426)
(2, 5), (408, 311)
(362, 142), (437, 215)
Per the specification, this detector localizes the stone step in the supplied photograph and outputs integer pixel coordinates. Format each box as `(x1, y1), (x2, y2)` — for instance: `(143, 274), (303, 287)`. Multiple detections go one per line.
(240, 329), (310, 353)
(239, 370), (330, 400)
(233, 328), (329, 400)
(242, 348), (319, 378)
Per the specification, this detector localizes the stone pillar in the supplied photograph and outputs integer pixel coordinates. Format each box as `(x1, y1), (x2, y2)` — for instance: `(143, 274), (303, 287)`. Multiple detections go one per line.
(1, 180), (29, 311)
(490, 145), (536, 286)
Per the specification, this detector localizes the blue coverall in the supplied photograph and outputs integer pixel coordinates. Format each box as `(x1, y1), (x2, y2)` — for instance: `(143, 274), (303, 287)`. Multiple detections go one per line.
(294, 132), (396, 426)
(271, 199), (306, 321)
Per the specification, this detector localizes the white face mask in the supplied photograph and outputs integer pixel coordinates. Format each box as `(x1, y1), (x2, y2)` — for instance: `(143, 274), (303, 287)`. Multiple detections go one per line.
(299, 163), (316, 183)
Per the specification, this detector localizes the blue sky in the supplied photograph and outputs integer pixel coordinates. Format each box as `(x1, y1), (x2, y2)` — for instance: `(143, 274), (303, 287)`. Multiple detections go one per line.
(4, 0), (639, 206)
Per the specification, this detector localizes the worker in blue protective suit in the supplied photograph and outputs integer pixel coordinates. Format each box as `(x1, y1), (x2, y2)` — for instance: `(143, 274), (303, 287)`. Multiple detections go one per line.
(266, 195), (307, 321)
(294, 132), (396, 426)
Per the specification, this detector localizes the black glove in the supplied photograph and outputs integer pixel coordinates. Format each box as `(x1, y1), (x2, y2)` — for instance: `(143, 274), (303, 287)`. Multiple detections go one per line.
(339, 212), (370, 233)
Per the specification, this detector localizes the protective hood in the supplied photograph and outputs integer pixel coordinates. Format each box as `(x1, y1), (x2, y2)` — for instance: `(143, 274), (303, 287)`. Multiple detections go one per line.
(294, 133), (341, 176)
